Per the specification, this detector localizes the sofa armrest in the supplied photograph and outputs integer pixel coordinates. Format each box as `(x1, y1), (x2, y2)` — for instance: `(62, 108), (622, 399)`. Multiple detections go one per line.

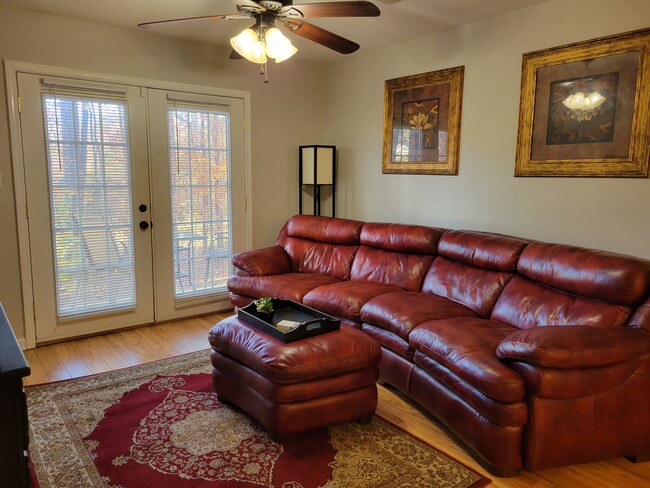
(232, 246), (291, 276)
(499, 328), (650, 472)
(496, 326), (650, 369)
(497, 326), (650, 400)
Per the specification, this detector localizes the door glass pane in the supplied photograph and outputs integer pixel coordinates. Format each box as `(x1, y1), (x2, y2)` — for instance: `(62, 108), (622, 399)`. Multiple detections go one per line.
(168, 105), (232, 298)
(42, 93), (136, 317)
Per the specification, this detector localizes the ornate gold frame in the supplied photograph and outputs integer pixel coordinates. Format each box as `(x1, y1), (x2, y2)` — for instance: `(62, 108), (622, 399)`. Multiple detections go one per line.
(382, 67), (464, 175)
(515, 29), (650, 177)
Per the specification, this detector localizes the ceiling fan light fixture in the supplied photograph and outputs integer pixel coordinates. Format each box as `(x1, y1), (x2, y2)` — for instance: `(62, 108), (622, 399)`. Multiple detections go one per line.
(141, 0), (382, 82)
(230, 27), (268, 63)
(264, 27), (298, 62)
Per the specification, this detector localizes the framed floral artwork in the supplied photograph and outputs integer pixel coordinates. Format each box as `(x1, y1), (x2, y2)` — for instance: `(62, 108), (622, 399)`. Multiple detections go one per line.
(382, 66), (464, 175)
(515, 28), (650, 177)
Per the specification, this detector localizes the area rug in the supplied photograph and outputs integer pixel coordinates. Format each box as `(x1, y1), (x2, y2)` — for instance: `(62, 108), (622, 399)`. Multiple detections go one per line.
(27, 350), (490, 488)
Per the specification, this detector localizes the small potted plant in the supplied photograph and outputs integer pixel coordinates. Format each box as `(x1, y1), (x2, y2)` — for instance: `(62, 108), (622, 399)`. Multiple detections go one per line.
(253, 297), (274, 322)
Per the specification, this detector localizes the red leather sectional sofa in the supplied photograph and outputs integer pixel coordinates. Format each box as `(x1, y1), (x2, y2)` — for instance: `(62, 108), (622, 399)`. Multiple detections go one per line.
(227, 215), (650, 476)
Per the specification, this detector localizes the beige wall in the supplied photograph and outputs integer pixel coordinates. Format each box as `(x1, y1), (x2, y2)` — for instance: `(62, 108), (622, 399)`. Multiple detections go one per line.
(322, 0), (650, 259)
(0, 4), (323, 339)
(3, 1), (650, 341)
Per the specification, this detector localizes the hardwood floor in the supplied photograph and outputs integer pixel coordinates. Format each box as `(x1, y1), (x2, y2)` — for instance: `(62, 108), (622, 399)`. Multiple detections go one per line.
(24, 313), (650, 487)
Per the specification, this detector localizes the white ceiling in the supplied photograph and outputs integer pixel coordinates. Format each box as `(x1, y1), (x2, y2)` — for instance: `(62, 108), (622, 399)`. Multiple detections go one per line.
(1, 0), (549, 62)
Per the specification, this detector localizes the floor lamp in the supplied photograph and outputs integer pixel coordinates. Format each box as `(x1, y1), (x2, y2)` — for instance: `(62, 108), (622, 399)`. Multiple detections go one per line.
(299, 145), (336, 217)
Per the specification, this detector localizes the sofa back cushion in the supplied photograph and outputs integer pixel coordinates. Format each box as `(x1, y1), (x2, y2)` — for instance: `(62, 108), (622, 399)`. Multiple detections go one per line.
(421, 230), (529, 317)
(349, 222), (443, 291)
(491, 242), (650, 329)
(281, 215), (363, 280)
(285, 215), (363, 245)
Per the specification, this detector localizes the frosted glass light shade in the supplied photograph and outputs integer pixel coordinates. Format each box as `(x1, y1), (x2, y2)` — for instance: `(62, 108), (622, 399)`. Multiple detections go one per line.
(265, 27), (298, 63)
(301, 146), (334, 185)
(230, 28), (268, 63)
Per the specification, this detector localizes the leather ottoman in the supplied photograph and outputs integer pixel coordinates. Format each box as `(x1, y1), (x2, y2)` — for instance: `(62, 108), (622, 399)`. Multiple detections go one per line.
(208, 316), (381, 438)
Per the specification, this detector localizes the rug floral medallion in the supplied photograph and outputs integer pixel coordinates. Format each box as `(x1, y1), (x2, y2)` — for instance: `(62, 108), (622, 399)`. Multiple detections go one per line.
(27, 350), (490, 488)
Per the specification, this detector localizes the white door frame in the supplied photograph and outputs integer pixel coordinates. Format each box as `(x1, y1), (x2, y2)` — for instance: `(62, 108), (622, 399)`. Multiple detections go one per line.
(4, 60), (252, 349)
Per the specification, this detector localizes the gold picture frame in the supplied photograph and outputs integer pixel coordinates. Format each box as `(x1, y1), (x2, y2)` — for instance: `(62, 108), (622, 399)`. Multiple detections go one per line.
(515, 28), (650, 177)
(382, 66), (464, 175)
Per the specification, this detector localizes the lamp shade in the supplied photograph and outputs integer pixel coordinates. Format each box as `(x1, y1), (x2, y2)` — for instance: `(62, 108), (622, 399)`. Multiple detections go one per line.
(265, 27), (298, 63)
(299, 145), (336, 217)
(230, 28), (268, 63)
(300, 146), (334, 185)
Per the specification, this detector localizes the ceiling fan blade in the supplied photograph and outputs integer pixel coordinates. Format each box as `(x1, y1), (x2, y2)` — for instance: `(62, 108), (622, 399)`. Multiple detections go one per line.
(230, 50), (244, 60)
(138, 14), (242, 28)
(283, 19), (359, 54)
(284, 1), (380, 19)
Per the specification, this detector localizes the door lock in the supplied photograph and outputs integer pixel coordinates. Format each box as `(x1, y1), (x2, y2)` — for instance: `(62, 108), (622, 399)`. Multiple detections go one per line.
(139, 221), (150, 230)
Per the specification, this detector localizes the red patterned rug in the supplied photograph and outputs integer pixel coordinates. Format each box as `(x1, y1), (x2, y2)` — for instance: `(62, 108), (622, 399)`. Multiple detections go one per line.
(27, 350), (490, 488)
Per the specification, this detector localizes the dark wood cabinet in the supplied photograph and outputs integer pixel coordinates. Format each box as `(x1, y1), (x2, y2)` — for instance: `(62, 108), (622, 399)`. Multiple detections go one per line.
(0, 304), (31, 488)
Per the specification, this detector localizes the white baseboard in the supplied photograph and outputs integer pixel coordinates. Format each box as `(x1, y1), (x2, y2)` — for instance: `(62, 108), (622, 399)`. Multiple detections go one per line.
(18, 337), (27, 350)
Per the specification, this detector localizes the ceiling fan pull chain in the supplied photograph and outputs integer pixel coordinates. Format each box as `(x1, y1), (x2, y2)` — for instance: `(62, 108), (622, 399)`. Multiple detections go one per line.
(260, 61), (269, 83)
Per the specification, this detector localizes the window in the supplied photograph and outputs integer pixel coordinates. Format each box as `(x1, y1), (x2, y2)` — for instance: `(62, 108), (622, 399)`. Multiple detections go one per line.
(43, 90), (136, 317)
(168, 103), (233, 298)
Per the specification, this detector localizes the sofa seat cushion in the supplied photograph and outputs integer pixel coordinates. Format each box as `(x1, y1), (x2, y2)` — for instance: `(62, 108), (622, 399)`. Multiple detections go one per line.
(410, 317), (524, 403)
(360, 291), (479, 341)
(227, 272), (340, 303)
(303, 281), (404, 322)
(361, 323), (414, 359)
(413, 351), (528, 427)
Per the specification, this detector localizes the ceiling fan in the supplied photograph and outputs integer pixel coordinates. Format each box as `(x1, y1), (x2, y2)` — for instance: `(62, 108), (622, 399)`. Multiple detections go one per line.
(138, 1), (380, 80)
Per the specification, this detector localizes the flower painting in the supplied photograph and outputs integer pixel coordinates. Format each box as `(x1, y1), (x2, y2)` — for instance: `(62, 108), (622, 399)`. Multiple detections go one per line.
(515, 28), (650, 177)
(383, 67), (464, 175)
(399, 99), (440, 157)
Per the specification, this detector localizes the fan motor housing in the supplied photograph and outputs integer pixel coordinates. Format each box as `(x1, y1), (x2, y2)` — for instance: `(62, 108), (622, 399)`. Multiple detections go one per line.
(258, 1), (291, 11)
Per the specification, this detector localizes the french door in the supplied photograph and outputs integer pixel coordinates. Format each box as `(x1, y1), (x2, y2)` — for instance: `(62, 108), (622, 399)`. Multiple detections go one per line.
(16, 71), (247, 343)
(148, 89), (246, 321)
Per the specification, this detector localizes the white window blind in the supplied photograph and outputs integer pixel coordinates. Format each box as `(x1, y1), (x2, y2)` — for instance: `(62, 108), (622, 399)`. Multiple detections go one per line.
(42, 88), (136, 317)
(168, 101), (233, 298)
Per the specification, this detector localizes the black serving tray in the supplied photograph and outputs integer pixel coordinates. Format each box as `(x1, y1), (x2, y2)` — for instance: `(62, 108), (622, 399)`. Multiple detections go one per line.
(238, 299), (340, 343)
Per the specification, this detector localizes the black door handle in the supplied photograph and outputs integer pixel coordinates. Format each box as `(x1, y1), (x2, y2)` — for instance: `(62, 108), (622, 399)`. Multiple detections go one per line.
(139, 221), (150, 230)
(139, 204), (148, 212)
